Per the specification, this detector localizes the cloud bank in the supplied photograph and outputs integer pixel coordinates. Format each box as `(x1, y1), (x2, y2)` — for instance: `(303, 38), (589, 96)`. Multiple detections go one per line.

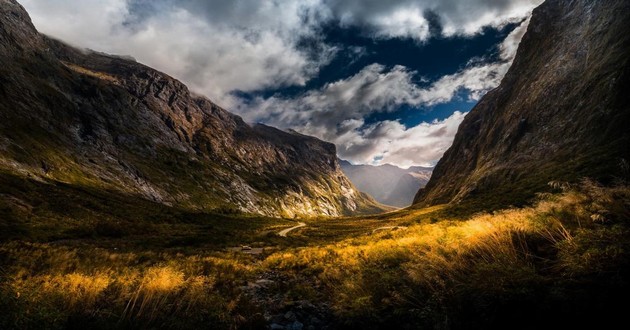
(239, 18), (532, 166)
(21, 0), (540, 166)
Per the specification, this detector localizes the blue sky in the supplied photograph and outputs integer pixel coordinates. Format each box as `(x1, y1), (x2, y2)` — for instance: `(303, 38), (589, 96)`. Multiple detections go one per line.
(21, 0), (541, 167)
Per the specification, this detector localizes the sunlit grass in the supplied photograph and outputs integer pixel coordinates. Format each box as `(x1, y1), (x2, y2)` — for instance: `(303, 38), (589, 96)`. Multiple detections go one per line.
(1, 180), (628, 328)
(260, 181), (630, 327)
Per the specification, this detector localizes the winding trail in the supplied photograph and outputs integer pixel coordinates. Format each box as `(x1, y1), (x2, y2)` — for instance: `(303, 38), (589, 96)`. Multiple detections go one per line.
(278, 222), (306, 237)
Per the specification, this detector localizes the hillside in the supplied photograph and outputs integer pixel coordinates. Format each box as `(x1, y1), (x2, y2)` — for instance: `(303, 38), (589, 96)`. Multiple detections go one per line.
(340, 160), (432, 207)
(414, 0), (630, 210)
(0, 0), (384, 218)
(1, 0), (630, 329)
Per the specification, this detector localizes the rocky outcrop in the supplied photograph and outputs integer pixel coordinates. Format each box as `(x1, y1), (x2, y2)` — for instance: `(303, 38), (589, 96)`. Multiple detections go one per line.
(414, 0), (630, 209)
(0, 0), (384, 217)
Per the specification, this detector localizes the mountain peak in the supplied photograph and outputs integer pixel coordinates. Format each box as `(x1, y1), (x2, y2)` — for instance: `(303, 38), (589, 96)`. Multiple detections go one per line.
(0, 1), (386, 218)
(414, 0), (630, 210)
(0, 0), (44, 54)
(340, 161), (432, 207)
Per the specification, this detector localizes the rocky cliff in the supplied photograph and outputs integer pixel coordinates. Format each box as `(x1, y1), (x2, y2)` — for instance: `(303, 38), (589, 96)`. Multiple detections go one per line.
(414, 0), (630, 209)
(0, 0), (384, 217)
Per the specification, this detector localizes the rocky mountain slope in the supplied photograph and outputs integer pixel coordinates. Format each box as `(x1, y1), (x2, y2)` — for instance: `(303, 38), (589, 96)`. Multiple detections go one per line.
(0, 0), (384, 218)
(414, 0), (630, 210)
(340, 160), (431, 207)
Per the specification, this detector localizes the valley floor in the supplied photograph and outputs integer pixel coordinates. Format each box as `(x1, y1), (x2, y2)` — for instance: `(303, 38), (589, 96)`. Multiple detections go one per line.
(1, 174), (629, 329)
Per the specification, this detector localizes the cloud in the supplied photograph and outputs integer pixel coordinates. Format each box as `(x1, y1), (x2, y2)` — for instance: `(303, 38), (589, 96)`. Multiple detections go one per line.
(235, 64), (472, 166)
(323, 0), (542, 41)
(237, 17), (533, 167)
(20, 0), (536, 166)
(369, 112), (468, 167)
(20, 0), (336, 105)
(21, 0), (542, 104)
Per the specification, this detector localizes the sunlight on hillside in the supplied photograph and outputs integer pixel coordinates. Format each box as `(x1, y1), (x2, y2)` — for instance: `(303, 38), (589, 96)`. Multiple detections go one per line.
(1, 180), (628, 328)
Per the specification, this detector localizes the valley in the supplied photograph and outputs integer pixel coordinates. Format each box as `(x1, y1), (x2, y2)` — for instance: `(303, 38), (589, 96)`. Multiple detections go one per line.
(1, 0), (630, 329)
(2, 175), (629, 329)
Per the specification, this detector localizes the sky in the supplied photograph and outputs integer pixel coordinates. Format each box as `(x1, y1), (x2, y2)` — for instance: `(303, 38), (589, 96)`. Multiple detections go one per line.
(21, 0), (543, 168)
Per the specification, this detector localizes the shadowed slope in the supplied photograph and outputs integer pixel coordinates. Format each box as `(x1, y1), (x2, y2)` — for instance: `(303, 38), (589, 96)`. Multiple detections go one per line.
(414, 0), (630, 211)
(0, 0), (385, 218)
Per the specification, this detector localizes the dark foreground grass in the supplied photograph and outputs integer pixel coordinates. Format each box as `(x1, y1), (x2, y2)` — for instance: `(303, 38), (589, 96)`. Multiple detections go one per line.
(1, 175), (629, 329)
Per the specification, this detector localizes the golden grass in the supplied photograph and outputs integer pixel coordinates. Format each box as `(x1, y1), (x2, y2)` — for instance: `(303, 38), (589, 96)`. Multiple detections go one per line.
(259, 182), (629, 325)
(1, 181), (628, 328)
(62, 62), (120, 84)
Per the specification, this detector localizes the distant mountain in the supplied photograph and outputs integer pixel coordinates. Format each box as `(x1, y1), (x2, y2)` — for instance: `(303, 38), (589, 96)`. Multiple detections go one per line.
(340, 160), (432, 207)
(0, 0), (385, 218)
(414, 0), (630, 210)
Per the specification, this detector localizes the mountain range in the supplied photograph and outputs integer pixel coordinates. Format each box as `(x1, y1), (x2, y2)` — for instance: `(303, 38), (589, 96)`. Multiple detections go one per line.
(2, 0), (630, 329)
(0, 0), (386, 219)
(339, 160), (432, 207)
(414, 0), (630, 211)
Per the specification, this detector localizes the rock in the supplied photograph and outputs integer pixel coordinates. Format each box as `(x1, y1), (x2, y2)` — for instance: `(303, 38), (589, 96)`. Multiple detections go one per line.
(287, 321), (303, 330)
(283, 311), (296, 321)
(414, 0), (630, 210)
(0, 0), (387, 218)
(270, 314), (284, 324)
(297, 300), (315, 309)
(270, 323), (285, 330)
(256, 279), (275, 287)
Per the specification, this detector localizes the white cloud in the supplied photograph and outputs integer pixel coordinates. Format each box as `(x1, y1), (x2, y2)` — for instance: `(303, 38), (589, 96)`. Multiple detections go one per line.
(371, 7), (430, 41)
(21, 0), (542, 104)
(20, 0), (536, 166)
(324, 0), (542, 41)
(237, 17), (533, 167)
(499, 15), (531, 61)
(235, 63), (473, 166)
(436, 0), (541, 37)
(20, 0), (336, 106)
(334, 111), (468, 167)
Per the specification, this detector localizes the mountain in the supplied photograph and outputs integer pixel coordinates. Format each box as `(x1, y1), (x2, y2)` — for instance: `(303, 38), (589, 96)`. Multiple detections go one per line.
(0, 0), (385, 218)
(414, 0), (630, 210)
(339, 160), (432, 207)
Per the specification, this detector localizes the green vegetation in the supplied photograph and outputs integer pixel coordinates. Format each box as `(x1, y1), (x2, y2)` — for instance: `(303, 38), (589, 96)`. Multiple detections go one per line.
(1, 176), (629, 329)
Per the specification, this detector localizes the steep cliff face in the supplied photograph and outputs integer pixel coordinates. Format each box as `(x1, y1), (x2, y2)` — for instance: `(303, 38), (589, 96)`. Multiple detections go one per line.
(0, 0), (384, 217)
(414, 0), (630, 209)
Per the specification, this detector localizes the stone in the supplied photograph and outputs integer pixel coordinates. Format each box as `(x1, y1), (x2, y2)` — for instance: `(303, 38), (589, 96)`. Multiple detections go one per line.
(287, 321), (303, 330)
(0, 0), (387, 219)
(283, 311), (296, 321)
(413, 0), (630, 209)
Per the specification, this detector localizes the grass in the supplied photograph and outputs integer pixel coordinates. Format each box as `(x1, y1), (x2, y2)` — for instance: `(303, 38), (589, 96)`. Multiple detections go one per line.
(0, 178), (629, 329)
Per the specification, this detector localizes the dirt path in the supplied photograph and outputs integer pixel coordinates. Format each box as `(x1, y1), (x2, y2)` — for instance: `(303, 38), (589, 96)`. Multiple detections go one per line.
(372, 226), (408, 234)
(278, 222), (306, 237)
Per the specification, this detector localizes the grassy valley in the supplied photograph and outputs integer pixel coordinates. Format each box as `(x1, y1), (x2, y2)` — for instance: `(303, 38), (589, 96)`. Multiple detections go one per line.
(1, 0), (629, 328)
(1, 177), (628, 329)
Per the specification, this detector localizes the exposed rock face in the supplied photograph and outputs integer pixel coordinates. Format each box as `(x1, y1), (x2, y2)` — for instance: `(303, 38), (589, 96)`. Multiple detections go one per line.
(340, 160), (432, 207)
(414, 0), (630, 209)
(0, 0), (384, 217)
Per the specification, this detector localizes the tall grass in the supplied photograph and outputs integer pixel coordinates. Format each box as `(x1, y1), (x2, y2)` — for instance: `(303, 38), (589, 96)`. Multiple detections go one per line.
(0, 180), (628, 329)
(0, 245), (259, 329)
(262, 181), (630, 328)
